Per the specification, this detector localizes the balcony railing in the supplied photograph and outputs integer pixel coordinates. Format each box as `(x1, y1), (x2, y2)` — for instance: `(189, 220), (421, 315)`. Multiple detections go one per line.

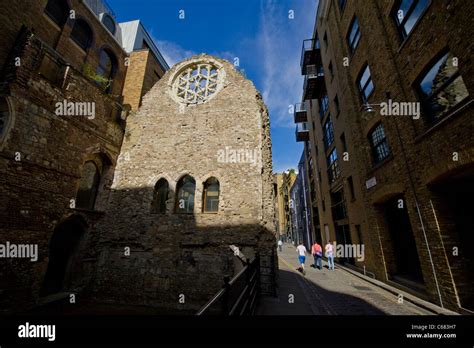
(303, 66), (325, 101)
(295, 122), (310, 142)
(294, 102), (308, 123)
(301, 38), (322, 75)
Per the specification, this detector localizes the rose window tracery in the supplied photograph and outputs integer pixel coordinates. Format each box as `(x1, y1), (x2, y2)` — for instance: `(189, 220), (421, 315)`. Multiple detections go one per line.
(173, 63), (222, 104)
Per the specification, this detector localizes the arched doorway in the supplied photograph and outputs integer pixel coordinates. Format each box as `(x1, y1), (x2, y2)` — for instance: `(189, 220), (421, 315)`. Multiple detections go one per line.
(40, 215), (87, 296)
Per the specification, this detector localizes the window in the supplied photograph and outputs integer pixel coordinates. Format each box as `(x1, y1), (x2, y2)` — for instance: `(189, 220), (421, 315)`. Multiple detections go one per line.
(323, 32), (328, 49)
(416, 51), (469, 122)
(323, 116), (334, 150)
(339, 0), (347, 12)
(394, 0), (430, 40)
(328, 61), (334, 80)
(369, 123), (391, 164)
(347, 17), (361, 53)
(76, 161), (100, 210)
(203, 177), (220, 213)
(340, 132), (347, 152)
(327, 148), (340, 184)
(347, 176), (355, 200)
(358, 64), (374, 102)
(319, 94), (329, 119)
(0, 97), (11, 144)
(70, 19), (93, 51)
(101, 14), (116, 35)
(331, 189), (347, 220)
(97, 49), (117, 93)
(175, 175), (196, 213)
(334, 95), (340, 115)
(151, 179), (169, 214)
(44, 0), (70, 27)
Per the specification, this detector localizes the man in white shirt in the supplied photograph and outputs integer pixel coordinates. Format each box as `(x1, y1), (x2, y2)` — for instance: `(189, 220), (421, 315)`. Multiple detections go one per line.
(277, 239), (283, 252)
(296, 242), (307, 275)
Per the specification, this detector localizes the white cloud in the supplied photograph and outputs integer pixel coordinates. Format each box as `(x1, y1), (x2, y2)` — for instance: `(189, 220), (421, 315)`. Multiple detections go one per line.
(155, 39), (237, 69)
(155, 40), (198, 68)
(257, 0), (317, 128)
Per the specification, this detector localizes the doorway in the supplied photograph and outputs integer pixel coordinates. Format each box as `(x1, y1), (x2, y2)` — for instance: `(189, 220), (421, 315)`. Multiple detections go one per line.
(382, 196), (424, 284)
(40, 215), (87, 296)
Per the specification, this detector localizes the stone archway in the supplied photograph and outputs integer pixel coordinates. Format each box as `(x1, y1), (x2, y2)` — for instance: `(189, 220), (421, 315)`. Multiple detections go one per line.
(40, 215), (87, 296)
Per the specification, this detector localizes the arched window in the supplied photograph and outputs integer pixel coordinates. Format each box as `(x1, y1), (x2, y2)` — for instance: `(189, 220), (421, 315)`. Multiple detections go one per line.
(76, 161), (100, 210)
(97, 49), (117, 93)
(369, 123), (390, 164)
(151, 178), (169, 214)
(175, 175), (196, 213)
(0, 97), (11, 144)
(44, 0), (70, 27)
(101, 14), (116, 35)
(203, 177), (220, 213)
(70, 19), (93, 51)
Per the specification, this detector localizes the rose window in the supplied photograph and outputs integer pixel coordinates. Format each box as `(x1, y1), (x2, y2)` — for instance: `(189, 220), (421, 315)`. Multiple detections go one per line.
(173, 63), (221, 104)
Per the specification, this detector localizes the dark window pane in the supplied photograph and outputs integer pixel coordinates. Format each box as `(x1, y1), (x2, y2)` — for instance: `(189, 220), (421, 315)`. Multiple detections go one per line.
(176, 175), (196, 213)
(370, 124), (390, 163)
(418, 52), (469, 121)
(419, 53), (450, 97)
(403, 0), (430, 35)
(395, 0), (430, 39)
(44, 0), (70, 27)
(360, 65), (370, 88)
(71, 20), (93, 51)
(102, 14), (116, 35)
(348, 18), (361, 52)
(396, 0), (412, 25)
(152, 179), (168, 213)
(203, 177), (219, 212)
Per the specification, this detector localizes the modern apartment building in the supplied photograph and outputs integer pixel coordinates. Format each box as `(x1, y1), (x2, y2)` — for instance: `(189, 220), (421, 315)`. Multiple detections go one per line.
(295, 0), (473, 313)
(290, 149), (315, 250)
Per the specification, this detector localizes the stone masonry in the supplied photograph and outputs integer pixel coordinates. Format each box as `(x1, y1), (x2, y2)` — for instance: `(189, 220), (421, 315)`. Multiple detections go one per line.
(87, 54), (277, 311)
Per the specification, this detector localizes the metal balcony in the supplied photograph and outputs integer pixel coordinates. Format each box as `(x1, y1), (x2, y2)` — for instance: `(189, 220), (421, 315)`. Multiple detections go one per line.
(303, 65), (325, 101)
(301, 39), (322, 75)
(295, 122), (310, 142)
(294, 102), (308, 123)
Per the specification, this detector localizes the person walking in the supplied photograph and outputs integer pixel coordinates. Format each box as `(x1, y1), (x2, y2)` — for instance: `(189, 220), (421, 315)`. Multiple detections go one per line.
(278, 239), (283, 252)
(311, 241), (323, 270)
(296, 242), (307, 275)
(325, 240), (335, 270)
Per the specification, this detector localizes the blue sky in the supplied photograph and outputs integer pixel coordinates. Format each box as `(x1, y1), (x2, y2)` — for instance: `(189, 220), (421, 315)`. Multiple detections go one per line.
(109, 0), (318, 173)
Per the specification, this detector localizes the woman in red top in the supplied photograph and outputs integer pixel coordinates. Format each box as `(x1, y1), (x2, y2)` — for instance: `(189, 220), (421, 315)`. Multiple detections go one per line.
(311, 242), (323, 270)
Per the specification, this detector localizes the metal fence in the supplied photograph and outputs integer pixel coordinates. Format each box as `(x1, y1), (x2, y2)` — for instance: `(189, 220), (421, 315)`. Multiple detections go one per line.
(196, 255), (260, 316)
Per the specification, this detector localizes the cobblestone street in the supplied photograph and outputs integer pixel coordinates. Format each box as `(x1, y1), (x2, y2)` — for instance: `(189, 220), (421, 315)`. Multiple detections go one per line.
(257, 243), (432, 315)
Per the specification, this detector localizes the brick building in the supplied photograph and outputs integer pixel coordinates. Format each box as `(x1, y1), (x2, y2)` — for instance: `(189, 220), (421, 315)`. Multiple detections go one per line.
(295, 0), (473, 313)
(0, 0), (167, 313)
(120, 20), (169, 110)
(273, 171), (296, 242)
